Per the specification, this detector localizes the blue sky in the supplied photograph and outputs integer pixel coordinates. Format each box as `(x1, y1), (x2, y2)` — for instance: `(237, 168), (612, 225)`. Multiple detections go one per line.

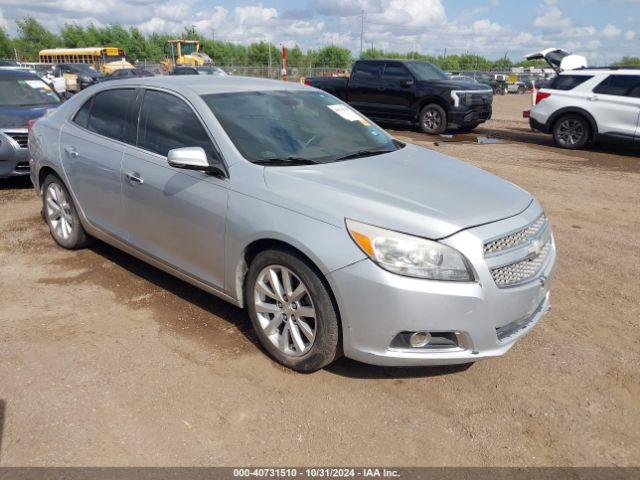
(0, 0), (638, 63)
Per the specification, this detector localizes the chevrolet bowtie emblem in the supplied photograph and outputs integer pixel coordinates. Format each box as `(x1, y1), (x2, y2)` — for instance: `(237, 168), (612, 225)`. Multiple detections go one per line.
(528, 239), (544, 257)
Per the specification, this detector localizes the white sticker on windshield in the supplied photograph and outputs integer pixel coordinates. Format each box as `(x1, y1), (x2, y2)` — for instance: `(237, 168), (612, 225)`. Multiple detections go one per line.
(24, 80), (47, 89)
(328, 104), (366, 123)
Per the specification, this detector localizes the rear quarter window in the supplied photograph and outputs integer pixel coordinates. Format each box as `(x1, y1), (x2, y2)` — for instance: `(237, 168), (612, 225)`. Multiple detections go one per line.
(85, 89), (137, 143)
(548, 75), (593, 91)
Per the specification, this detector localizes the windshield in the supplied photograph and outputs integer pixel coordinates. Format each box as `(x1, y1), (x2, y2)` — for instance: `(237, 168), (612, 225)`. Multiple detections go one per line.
(0, 78), (61, 107)
(202, 90), (400, 164)
(404, 62), (448, 81)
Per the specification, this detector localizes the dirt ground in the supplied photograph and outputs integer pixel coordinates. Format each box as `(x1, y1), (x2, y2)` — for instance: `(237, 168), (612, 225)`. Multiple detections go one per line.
(0, 95), (638, 467)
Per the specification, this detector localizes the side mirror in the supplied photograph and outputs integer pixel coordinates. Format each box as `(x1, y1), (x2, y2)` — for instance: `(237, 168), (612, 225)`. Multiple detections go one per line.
(400, 78), (414, 88)
(167, 147), (226, 176)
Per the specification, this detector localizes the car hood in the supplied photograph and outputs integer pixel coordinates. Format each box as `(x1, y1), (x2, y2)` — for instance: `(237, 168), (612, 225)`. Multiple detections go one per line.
(0, 105), (58, 128)
(418, 79), (488, 91)
(263, 144), (532, 239)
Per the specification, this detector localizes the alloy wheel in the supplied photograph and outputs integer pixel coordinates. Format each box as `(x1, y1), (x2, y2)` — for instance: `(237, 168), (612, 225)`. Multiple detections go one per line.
(557, 119), (585, 146)
(253, 265), (317, 357)
(45, 183), (74, 241)
(423, 109), (442, 131)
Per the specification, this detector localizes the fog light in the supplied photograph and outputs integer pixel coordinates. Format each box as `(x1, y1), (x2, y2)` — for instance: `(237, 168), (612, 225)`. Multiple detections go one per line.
(409, 331), (432, 348)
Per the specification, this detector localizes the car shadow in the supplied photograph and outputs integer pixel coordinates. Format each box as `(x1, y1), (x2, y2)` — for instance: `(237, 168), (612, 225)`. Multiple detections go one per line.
(0, 177), (32, 190)
(87, 242), (474, 379)
(325, 357), (473, 379)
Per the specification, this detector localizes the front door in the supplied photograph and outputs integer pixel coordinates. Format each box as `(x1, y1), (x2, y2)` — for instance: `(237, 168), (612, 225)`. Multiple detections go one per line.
(589, 74), (640, 140)
(122, 89), (228, 289)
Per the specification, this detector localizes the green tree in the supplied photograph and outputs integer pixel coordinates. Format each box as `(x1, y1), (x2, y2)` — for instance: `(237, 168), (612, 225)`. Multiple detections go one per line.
(614, 56), (640, 67)
(0, 27), (14, 58)
(15, 16), (61, 60)
(314, 45), (351, 68)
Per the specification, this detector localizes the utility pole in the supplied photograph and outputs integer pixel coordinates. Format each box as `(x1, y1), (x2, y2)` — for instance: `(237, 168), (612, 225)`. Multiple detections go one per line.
(268, 40), (272, 79)
(360, 9), (365, 58)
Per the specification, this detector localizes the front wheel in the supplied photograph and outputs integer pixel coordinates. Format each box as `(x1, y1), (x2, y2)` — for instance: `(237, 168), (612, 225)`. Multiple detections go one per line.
(419, 104), (447, 135)
(245, 250), (341, 372)
(553, 114), (590, 150)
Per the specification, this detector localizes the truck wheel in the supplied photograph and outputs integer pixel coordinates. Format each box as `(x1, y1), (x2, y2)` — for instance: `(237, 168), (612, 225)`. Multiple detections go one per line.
(419, 104), (447, 135)
(245, 249), (341, 373)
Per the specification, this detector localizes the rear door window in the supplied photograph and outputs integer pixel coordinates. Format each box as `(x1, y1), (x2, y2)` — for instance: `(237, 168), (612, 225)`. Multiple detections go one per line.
(549, 75), (593, 91)
(352, 62), (381, 81)
(85, 89), (136, 143)
(593, 75), (640, 97)
(137, 89), (218, 161)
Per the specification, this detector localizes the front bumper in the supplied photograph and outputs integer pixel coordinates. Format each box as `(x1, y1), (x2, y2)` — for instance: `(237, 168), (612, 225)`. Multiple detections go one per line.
(449, 105), (492, 127)
(0, 130), (30, 178)
(328, 202), (556, 367)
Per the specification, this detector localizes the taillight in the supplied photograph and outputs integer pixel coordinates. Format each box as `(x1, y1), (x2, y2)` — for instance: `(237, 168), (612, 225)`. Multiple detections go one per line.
(535, 91), (551, 105)
(304, 80), (312, 86)
(27, 119), (37, 133)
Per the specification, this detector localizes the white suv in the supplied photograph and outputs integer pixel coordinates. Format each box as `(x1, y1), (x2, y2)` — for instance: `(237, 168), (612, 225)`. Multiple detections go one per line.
(525, 49), (640, 149)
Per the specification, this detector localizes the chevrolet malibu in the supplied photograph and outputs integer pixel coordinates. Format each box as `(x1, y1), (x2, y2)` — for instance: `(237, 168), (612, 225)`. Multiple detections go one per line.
(29, 76), (556, 372)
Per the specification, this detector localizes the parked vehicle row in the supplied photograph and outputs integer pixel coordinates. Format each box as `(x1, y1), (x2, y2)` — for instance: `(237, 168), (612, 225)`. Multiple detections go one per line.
(27, 74), (556, 371)
(0, 69), (61, 178)
(306, 59), (493, 134)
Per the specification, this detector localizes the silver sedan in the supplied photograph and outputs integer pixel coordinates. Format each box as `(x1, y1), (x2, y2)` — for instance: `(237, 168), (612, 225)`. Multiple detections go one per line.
(29, 75), (556, 372)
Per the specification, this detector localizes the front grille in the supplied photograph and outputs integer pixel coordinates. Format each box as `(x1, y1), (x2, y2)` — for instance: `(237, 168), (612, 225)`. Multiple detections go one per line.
(490, 240), (552, 288)
(6, 132), (28, 149)
(484, 214), (548, 256)
(470, 92), (493, 106)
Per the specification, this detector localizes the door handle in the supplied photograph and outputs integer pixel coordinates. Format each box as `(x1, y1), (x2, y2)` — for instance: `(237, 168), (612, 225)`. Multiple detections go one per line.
(587, 95), (599, 102)
(125, 171), (144, 185)
(64, 146), (79, 158)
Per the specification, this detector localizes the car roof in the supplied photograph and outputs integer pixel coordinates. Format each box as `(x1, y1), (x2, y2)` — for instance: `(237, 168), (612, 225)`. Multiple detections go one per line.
(0, 68), (41, 80)
(116, 75), (309, 95)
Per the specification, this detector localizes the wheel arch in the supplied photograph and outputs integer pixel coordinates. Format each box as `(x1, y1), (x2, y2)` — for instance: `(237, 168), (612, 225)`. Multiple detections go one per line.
(415, 96), (451, 120)
(549, 107), (598, 139)
(236, 237), (344, 346)
(37, 165), (62, 193)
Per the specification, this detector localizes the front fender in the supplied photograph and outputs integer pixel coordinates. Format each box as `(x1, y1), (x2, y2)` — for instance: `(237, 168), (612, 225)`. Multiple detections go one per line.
(224, 189), (366, 306)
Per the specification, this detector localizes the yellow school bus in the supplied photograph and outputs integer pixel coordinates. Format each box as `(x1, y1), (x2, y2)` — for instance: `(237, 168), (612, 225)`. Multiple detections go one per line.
(38, 47), (133, 74)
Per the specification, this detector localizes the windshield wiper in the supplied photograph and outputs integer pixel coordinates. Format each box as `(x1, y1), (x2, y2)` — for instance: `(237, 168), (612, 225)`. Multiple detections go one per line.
(252, 156), (318, 166)
(333, 149), (396, 162)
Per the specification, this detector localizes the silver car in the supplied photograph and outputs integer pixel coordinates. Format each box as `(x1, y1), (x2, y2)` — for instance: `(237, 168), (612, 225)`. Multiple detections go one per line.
(29, 76), (556, 372)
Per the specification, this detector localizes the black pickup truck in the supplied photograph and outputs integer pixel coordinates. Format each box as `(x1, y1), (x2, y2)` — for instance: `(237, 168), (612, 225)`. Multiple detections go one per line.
(305, 59), (493, 134)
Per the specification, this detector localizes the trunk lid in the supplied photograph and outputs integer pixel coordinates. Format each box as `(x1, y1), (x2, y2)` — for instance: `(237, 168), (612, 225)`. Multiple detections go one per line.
(525, 48), (587, 73)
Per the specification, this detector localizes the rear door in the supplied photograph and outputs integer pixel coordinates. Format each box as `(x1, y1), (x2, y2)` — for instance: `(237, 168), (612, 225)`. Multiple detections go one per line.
(345, 61), (383, 116)
(59, 88), (137, 239)
(121, 88), (228, 289)
(588, 74), (640, 139)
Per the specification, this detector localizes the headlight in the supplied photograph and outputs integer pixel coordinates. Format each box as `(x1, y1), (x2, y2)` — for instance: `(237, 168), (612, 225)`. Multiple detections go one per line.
(346, 219), (475, 281)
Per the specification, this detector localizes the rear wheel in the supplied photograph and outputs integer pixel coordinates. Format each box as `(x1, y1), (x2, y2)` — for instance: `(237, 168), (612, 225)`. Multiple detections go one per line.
(553, 114), (590, 149)
(419, 104), (447, 134)
(42, 175), (91, 249)
(245, 250), (340, 372)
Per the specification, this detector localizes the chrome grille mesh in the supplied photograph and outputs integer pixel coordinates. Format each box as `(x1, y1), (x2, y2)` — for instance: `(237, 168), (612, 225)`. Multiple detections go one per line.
(483, 214), (547, 256)
(6, 132), (28, 149)
(490, 241), (552, 287)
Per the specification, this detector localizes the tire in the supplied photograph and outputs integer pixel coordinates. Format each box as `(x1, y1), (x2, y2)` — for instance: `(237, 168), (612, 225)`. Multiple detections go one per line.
(552, 114), (590, 150)
(245, 249), (340, 372)
(457, 123), (480, 133)
(419, 104), (447, 134)
(42, 174), (92, 249)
